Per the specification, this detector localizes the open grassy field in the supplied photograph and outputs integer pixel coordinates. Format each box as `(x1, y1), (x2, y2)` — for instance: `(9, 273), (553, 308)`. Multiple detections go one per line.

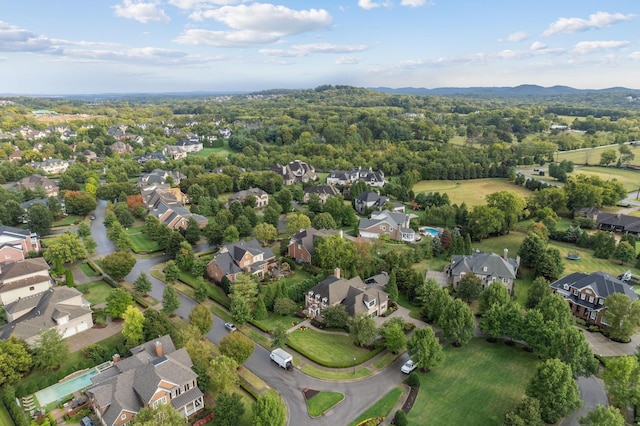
(348, 386), (403, 426)
(126, 226), (160, 253)
(252, 313), (301, 333)
(190, 145), (234, 158)
(568, 166), (640, 192)
(76, 280), (112, 305)
(287, 328), (380, 368)
(412, 179), (532, 207)
(407, 338), (538, 426)
(557, 144), (640, 167)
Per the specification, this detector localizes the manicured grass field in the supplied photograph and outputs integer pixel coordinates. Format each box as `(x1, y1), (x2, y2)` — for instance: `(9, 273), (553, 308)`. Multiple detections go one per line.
(287, 329), (380, 368)
(77, 262), (99, 277)
(567, 166), (640, 191)
(52, 215), (84, 227)
(306, 391), (344, 417)
(252, 313), (301, 333)
(299, 363), (372, 380)
(407, 338), (538, 426)
(190, 145), (234, 158)
(126, 227), (160, 253)
(0, 402), (14, 426)
(348, 386), (403, 426)
(76, 280), (112, 305)
(412, 179), (532, 207)
(557, 144), (640, 166)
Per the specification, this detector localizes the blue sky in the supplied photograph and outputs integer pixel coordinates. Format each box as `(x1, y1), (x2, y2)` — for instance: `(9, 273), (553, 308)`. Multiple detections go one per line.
(0, 1), (638, 94)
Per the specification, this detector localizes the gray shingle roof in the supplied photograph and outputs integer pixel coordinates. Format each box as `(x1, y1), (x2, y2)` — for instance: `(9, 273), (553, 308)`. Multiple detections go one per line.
(551, 271), (638, 304)
(449, 252), (517, 280)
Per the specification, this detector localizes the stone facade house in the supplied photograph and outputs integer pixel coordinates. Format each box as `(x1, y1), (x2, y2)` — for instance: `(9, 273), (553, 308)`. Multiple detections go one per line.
(326, 167), (385, 187)
(550, 271), (638, 326)
(358, 210), (417, 242)
(271, 160), (317, 185)
(206, 239), (275, 283)
(86, 335), (204, 426)
(446, 250), (519, 294)
(0, 286), (93, 346)
(111, 141), (133, 155)
(228, 188), (269, 208)
(0, 257), (52, 306)
(302, 184), (340, 204)
(304, 269), (389, 319)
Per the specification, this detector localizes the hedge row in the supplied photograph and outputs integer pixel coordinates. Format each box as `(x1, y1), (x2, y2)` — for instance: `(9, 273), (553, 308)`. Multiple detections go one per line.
(2, 386), (29, 426)
(102, 275), (148, 309)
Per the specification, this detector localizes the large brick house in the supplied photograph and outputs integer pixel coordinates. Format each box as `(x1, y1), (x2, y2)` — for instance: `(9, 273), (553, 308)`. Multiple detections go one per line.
(206, 239), (276, 283)
(358, 211), (417, 242)
(86, 335), (204, 426)
(14, 175), (59, 197)
(0, 225), (42, 263)
(304, 268), (389, 319)
(550, 271), (638, 326)
(446, 250), (520, 295)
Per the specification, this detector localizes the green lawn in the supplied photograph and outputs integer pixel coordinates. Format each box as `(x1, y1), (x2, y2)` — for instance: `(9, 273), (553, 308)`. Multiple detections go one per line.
(52, 215), (84, 227)
(77, 262), (99, 277)
(412, 179), (532, 207)
(76, 280), (112, 305)
(348, 386), (403, 426)
(396, 293), (422, 320)
(306, 391), (344, 417)
(126, 227), (160, 253)
(287, 328), (381, 368)
(557, 144), (640, 167)
(0, 402), (14, 426)
(407, 338), (538, 426)
(299, 364), (372, 380)
(252, 313), (301, 333)
(190, 145), (234, 158)
(567, 166), (640, 191)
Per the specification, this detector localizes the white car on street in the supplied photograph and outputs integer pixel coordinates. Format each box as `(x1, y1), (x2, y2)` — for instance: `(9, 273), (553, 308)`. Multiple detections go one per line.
(401, 360), (417, 374)
(224, 322), (237, 331)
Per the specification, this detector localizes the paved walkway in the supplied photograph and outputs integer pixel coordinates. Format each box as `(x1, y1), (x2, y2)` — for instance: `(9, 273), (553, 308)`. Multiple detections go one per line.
(582, 328), (640, 357)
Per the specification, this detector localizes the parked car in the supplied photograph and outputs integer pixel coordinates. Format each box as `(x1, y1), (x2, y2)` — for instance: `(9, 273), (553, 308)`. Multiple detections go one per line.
(90, 214), (96, 220)
(81, 417), (95, 426)
(224, 322), (237, 331)
(401, 360), (417, 374)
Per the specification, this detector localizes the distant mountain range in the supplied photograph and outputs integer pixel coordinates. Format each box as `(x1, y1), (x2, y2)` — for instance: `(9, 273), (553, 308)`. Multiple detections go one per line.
(369, 84), (639, 96)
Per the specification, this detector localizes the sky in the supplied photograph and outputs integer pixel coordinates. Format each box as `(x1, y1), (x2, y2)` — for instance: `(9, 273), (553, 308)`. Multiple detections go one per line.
(0, 0), (638, 94)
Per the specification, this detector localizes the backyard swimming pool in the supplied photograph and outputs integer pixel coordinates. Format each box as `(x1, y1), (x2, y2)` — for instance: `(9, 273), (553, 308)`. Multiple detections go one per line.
(35, 368), (99, 407)
(420, 227), (441, 237)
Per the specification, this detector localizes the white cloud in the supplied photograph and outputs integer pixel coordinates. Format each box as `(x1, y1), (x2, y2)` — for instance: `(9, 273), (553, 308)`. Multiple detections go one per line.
(336, 55), (361, 64)
(174, 29), (280, 47)
(61, 46), (216, 66)
(573, 40), (630, 55)
(260, 43), (368, 57)
(530, 41), (546, 50)
(168, 0), (248, 9)
(400, 0), (427, 7)
(498, 31), (528, 42)
(630, 51), (640, 60)
(0, 21), (60, 53)
(113, 0), (170, 23)
(543, 11), (635, 37)
(358, 0), (381, 9)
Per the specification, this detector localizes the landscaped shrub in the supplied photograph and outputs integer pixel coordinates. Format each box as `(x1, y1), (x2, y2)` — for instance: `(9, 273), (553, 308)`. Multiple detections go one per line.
(2, 386), (29, 426)
(405, 372), (420, 387)
(394, 410), (408, 426)
(65, 268), (75, 287)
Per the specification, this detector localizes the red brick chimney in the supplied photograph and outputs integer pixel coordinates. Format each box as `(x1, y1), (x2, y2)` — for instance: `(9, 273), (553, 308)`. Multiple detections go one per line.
(155, 341), (163, 357)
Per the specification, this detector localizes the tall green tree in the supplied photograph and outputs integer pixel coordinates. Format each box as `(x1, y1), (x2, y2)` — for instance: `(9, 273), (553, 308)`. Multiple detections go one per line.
(467, 205), (505, 241)
(486, 191), (526, 234)
(349, 313), (378, 347)
(478, 281), (511, 314)
(503, 397), (544, 426)
(383, 321), (406, 354)
(407, 327), (444, 372)
(189, 304), (213, 336)
(208, 355), (239, 394)
(604, 293), (640, 342)
(122, 305), (145, 347)
(102, 251), (136, 280)
(613, 241), (636, 265)
(602, 355), (640, 409)
(0, 336), (33, 386)
(134, 272), (152, 295)
(540, 326), (598, 377)
(220, 331), (254, 365)
(132, 403), (187, 426)
(322, 304), (349, 329)
(271, 324), (290, 349)
(525, 277), (550, 309)
(253, 223), (277, 245)
(313, 234), (359, 274)
(526, 359), (580, 423)
(164, 260), (179, 283)
(162, 285), (180, 315)
(285, 213), (311, 236)
(385, 271), (399, 302)
(33, 329), (69, 371)
(105, 288), (134, 319)
(44, 232), (88, 271)
(27, 203), (53, 236)
(439, 298), (475, 346)
(252, 391), (286, 426)
(175, 240), (195, 272)
(213, 392), (245, 426)
(184, 217), (201, 245)
(456, 273), (482, 303)
(579, 405), (624, 426)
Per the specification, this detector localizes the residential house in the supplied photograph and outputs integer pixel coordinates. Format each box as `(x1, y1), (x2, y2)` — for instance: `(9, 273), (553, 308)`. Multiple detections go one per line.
(228, 188), (269, 208)
(287, 228), (354, 265)
(86, 335), (204, 425)
(28, 158), (72, 175)
(303, 184), (340, 204)
(446, 250), (520, 294)
(0, 286), (93, 346)
(550, 271), (639, 326)
(141, 185), (189, 210)
(206, 239), (275, 283)
(7, 150), (23, 162)
(0, 257), (52, 306)
(326, 167), (386, 187)
(21, 198), (65, 221)
(81, 150), (98, 162)
(576, 207), (640, 235)
(173, 140), (203, 153)
(111, 141), (133, 155)
(304, 268), (389, 318)
(0, 225), (42, 261)
(137, 152), (168, 165)
(14, 174), (59, 197)
(137, 169), (185, 188)
(148, 202), (207, 231)
(358, 210), (417, 242)
(354, 191), (389, 215)
(271, 160), (317, 185)
(163, 145), (188, 160)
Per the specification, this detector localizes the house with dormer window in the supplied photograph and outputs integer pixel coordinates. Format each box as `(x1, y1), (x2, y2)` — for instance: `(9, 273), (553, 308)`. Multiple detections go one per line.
(446, 250), (519, 294)
(86, 335), (203, 426)
(550, 271), (638, 326)
(304, 268), (389, 319)
(358, 210), (417, 242)
(206, 239), (275, 283)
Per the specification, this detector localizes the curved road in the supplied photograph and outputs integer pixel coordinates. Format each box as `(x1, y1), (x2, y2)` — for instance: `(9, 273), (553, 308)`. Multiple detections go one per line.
(90, 200), (409, 425)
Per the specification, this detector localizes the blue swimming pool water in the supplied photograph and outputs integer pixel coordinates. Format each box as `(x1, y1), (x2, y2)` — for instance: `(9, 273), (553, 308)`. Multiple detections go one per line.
(35, 368), (99, 407)
(421, 227), (441, 237)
